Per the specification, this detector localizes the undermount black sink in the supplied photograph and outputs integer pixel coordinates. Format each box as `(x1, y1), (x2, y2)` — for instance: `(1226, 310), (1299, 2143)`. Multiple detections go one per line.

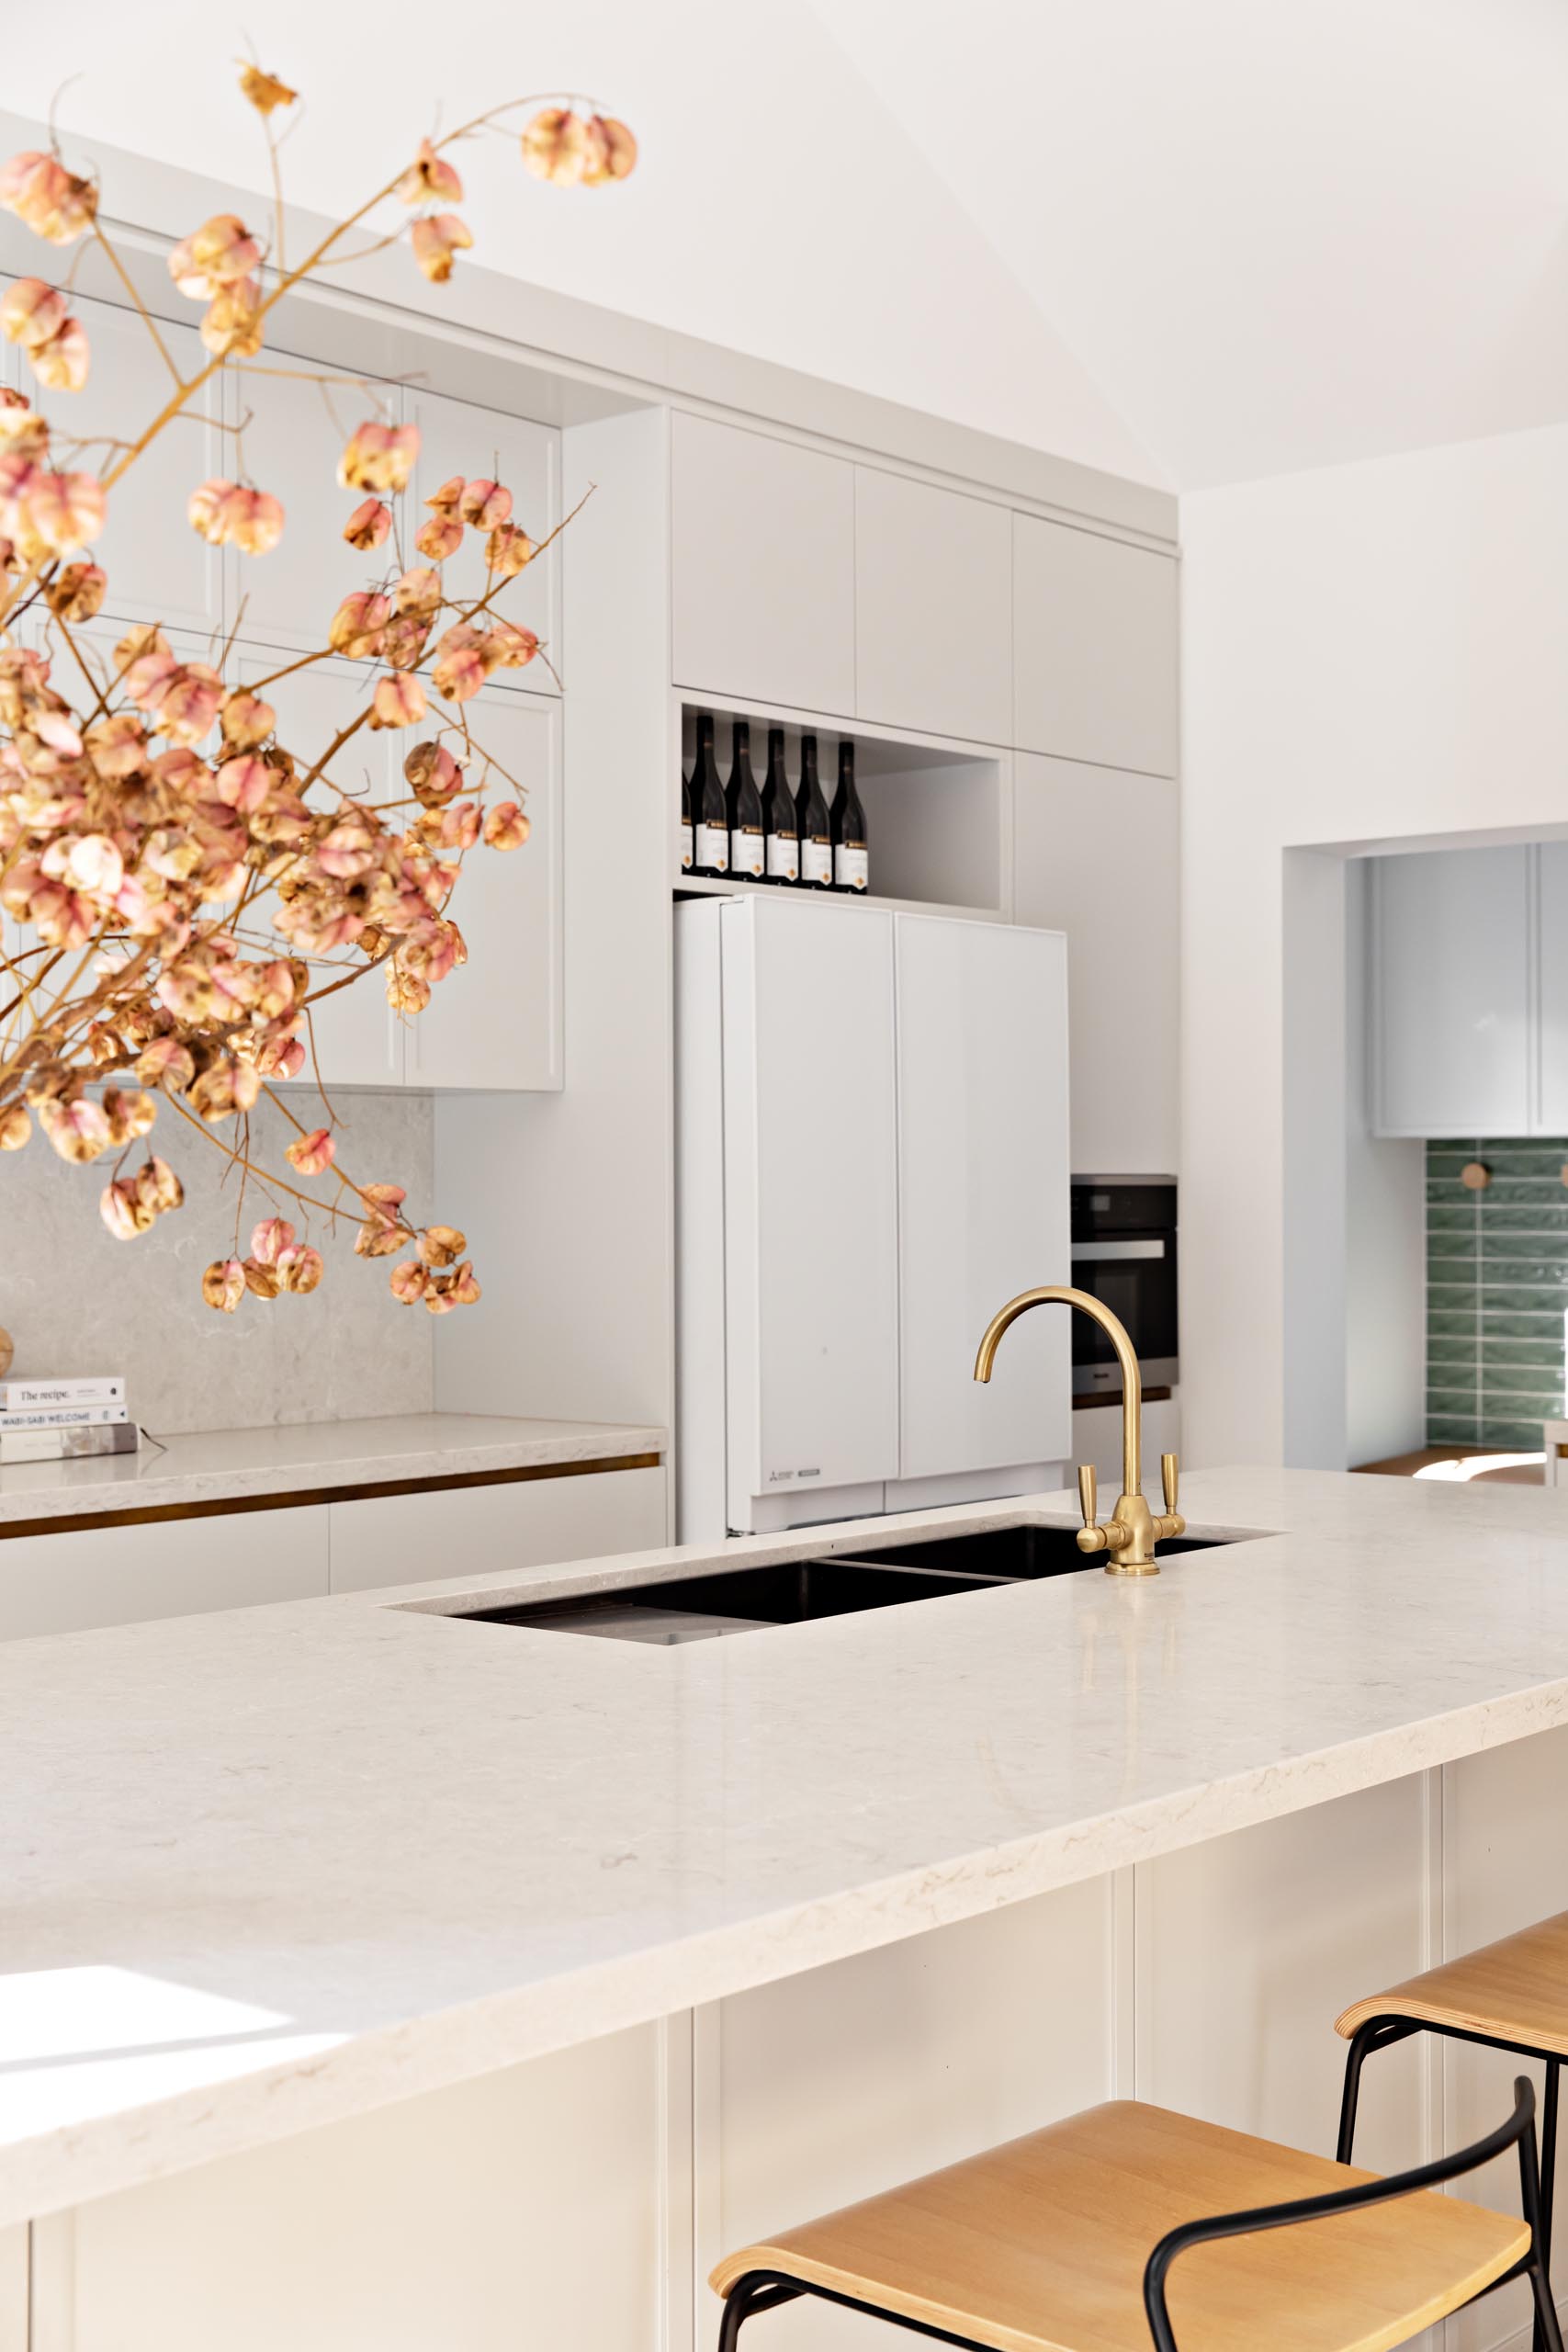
(453, 1524), (1236, 1645)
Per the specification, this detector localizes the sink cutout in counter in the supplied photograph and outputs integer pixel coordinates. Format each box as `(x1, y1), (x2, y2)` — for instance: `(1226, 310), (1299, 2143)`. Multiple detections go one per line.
(446, 1524), (1245, 1645)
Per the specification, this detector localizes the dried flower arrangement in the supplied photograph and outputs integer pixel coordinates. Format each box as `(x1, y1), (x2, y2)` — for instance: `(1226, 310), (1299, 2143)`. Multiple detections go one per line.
(0, 73), (635, 1315)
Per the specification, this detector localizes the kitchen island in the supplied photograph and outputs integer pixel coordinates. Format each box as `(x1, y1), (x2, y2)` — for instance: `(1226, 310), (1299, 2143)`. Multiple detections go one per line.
(6, 1464), (1568, 2351)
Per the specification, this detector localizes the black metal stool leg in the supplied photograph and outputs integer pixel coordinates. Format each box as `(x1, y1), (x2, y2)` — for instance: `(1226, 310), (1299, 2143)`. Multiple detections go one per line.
(1337, 2018), (1387, 2162)
(1534, 2061), (1562, 2352)
(717, 2275), (803, 2347)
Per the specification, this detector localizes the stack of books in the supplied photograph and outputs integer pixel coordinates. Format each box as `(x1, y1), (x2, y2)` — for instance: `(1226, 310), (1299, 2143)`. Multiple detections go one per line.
(0, 1377), (136, 1464)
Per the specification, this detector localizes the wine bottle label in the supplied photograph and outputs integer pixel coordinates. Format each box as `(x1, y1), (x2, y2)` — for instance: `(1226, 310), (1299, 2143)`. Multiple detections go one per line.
(731, 826), (764, 879)
(766, 834), (799, 881)
(835, 845), (869, 891)
(695, 822), (728, 871)
(801, 837), (832, 885)
(680, 821), (693, 873)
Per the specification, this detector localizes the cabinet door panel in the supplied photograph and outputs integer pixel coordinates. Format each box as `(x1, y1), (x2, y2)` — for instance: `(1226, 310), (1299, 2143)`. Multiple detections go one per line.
(403, 691), (562, 1091)
(1373, 847), (1530, 1135)
(723, 899), (899, 1503)
(243, 655), (403, 1091)
(1013, 752), (1179, 1175)
(405, 390), (559, 692)
(0, 1508), (328, 1638)
(1013, 516), (1178, 775)
(42, 296), (222, 639)
(227, 357), (401, 651)
(671, 413), (854, 715)
(1536, 845), (1568, 1133)
(855, 469), (1010, 743)
(329, 1465), (664, 1590)
(896, 915), (1071, 1479)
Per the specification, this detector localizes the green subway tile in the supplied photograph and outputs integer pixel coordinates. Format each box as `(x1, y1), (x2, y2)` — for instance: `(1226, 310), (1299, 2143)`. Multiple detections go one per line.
(1477, 1420), (1552, 1449)
(1428, 1412), (1482, 1443)
(1429, 1233), (1479, 1262)
(1479, 1206), (1568, 1234)
(1473, 1296), (1568, 1321)
(1479, 1394), (1564, 1422)
(1428, 1334), (1481, 1364)
(1427, 1309), (1480, 1338)
(1471, 1181), (1568, 1207)
(1477, 1230), (1568, 1261)
(1482, 1336), (1565, 1367)
(1428, 1203), (1482, 1231)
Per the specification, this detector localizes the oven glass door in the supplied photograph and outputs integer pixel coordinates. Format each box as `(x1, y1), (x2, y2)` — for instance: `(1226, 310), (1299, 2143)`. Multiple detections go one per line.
(1069, 1238), (1177, 1387)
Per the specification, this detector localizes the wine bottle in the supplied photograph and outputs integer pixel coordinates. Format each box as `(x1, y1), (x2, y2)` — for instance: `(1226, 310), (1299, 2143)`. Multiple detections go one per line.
(692, 712), (728, 876)
(795, 732), (832, 890)
(726, 719), (764, 879)
(830, 741), (869, 894)
(679, 756), (694, 874)
(761, 726), (798, 884)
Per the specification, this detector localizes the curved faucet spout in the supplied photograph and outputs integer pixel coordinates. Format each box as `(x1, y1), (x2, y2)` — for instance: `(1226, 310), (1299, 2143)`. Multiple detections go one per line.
(974, 1285), (1183, 1576)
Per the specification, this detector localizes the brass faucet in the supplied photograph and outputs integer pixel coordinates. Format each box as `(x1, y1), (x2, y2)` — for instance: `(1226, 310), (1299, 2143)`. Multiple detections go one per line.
(973, 1285), (1184, 1576)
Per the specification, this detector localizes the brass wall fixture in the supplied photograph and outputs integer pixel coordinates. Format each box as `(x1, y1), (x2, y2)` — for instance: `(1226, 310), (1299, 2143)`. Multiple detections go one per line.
(973, 1285), (1184, 1576)
(1460, 1161), (1492, 1192)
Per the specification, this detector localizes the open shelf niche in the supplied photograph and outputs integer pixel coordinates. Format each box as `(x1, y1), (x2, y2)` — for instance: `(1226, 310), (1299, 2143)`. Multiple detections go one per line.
(674, 697), (1004, 918)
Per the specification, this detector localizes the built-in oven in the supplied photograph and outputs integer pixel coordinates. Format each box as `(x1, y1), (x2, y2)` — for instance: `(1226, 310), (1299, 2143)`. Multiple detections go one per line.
(1069, 1179), (1178, 1397)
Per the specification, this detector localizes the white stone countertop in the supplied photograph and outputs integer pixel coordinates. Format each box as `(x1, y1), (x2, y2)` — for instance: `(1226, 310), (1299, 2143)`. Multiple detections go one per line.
(0, 1411), (667, 1529)
(5, 1463), (1568, 2226)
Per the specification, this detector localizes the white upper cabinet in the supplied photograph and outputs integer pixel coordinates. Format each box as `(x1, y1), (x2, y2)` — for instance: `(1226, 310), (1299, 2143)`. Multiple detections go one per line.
(895, 915), (1070, 1480)
(48, 295), (222, 639)
(1533, 845), (1568, 1133)
(854, 469), (1010, 744)
(225, 352), (402, 653)
(1371, 846), (1532, 1136)
(245, 654), (404, 1091)
(1013, 516), (1178, 775)
(404, 390), (560, 693)
(722, 897), (900, 1501)
(1013, 752), (1179, 1175)
(671, 413), (855, 716)
(404, 690), (562, 1091)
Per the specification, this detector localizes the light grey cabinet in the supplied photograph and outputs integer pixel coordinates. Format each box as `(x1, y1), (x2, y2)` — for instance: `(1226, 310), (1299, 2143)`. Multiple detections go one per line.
(1013, 752), (1179, 1174)
(404, 388), (559, 691)
(0, 1507), (329, 1638)
(1538, 846), (1568, 1134)
(671, 412), (855, 716)
(1371, 846), (1532, 1136)
(60, 294), (222, 638)
(1013, 515), (1178, 775)
(853, 468), (1010, 743)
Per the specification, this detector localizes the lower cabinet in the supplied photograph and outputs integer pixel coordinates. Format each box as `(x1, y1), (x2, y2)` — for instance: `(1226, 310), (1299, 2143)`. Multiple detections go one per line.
(0, 1509), (329, 1641)
(326, 1464), (667, 1592)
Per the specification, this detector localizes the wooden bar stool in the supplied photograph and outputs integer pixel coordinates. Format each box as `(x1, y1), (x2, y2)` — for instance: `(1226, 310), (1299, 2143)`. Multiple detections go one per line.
(711, 2081), (1558, 2352)
(1337, 1910), (1568, 2351)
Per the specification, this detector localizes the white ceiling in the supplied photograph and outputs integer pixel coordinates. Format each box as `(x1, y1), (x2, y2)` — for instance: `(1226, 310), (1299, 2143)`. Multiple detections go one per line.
(7, 0), (1568, 491)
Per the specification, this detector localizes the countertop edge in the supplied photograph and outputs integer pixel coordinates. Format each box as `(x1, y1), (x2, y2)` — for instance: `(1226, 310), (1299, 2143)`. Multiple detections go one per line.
(4, 1660), (1563, 2231)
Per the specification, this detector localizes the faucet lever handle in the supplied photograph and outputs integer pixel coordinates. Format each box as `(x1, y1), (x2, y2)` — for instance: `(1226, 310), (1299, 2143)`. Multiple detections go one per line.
(1161, 1452), (1179, 1514)
(1077, 1463), (1099, 1530)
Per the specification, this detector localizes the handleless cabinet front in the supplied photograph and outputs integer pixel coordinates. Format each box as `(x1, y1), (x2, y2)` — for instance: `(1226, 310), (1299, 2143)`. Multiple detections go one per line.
(721, 898), (899, 1510)
(1013, 515), (1178, 776)
(854, 469), (1011, 743)
(895, 915), (1072, 1479)
(671, 413), (855, 717)
(1372, 846), (1531, 1135)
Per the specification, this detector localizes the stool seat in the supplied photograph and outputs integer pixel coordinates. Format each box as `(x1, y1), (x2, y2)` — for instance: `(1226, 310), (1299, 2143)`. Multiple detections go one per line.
(710, 2098), (1529, 2352)
(1337, 1911), (1568, 2057)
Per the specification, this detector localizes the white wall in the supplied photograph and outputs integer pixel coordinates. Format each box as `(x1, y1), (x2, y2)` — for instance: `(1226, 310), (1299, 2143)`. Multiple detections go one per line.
(1181, 418), (1568, 1464)
(1343, 863), (1427, 1465)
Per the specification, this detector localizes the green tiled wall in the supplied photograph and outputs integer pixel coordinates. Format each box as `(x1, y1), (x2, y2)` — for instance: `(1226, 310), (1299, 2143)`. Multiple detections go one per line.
(1428, 1140), (1568, 1446)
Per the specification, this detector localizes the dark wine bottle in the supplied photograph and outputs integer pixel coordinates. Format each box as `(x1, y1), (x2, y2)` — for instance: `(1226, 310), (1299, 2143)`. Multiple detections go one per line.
(761, 726), (798, 884)
(679, 756), (694, 874)
(795, 731), (832, 890)
(830, 741), (868, 894)
(692, 712), (728, 876)
(726, 719), (764, 880)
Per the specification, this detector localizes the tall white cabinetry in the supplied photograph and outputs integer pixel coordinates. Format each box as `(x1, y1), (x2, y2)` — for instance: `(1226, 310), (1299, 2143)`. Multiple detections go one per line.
(1370, 847), (1533, 1135)
(676, 895), (1070, 1539)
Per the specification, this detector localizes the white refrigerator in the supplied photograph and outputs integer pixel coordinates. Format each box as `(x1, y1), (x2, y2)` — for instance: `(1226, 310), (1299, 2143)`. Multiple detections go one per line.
(675, 893), (1072, 1541)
